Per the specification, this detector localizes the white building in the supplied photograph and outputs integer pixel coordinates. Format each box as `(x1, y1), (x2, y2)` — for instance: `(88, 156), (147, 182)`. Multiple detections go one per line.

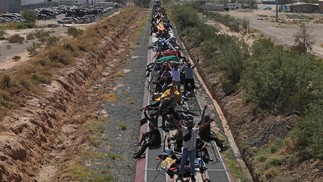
(59, 0), (88, 5)
(21, 0), (60, 5)
(0, 0), (21, 13)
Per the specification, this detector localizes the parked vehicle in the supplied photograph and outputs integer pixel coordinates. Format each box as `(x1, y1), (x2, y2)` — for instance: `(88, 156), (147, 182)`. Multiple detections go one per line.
(263, 7), (272, 10)
(83, 14), (96, 22)
(57, 17), (75, 24)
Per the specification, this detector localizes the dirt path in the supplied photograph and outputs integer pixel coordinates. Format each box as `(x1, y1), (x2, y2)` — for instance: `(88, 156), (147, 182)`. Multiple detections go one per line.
(224, 9), (323, 57)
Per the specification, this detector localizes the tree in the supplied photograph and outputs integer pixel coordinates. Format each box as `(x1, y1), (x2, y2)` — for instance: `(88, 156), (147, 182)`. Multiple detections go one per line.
(21, 9), (37, 23)
(293, 23), (315, 53)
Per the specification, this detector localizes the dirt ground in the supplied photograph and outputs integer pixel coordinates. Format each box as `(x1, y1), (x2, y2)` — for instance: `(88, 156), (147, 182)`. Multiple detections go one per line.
(222, 8), (323, 57)
(0, 15), (94, 70)
(0, 8), (140, 181)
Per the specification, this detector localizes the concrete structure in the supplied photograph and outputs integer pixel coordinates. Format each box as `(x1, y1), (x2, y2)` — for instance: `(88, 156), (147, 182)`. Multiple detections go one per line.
(87, 0), (97, 5)
(22, 0), (45, 5)
(291, 2), (318, 13)
(200, 3), (224, 11)
(59, 0), (88, 5)
(0, 0), (21, 13)
(262, 0), (276, 5)
(319, 0), (323, 13)
(21, 0), (60, 9)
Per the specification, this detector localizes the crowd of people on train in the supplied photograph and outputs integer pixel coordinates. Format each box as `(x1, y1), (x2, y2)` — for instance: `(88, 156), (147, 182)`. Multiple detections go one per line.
(133, 1), (229, 181)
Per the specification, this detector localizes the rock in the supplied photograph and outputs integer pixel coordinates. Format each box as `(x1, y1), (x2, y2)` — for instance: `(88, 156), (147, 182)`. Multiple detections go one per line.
(0, 137), (27, 160)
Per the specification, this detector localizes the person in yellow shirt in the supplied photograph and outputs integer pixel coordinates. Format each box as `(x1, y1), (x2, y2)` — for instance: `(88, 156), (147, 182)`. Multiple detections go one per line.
(155, 84), (181, 103)
(142, 85), (180, 130)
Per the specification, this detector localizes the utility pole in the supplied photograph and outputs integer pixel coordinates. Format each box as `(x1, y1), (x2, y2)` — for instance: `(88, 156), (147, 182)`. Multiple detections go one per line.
(276, 0), (279, 22)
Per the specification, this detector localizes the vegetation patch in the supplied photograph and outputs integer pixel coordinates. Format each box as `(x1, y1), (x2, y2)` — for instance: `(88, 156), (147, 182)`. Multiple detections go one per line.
(102, 93), (118, 103)
(67, 164), (95, 181)
(223, 152), (248, 181)
(115, 71), (124, 77)
(119, 122), (127, 131)
(126, 96), (136, 105)
(0, 30), (5, 40)
(67, 27), (84, 38)
(0, 22), (36, 30)
(107, 153), (124, 160)
(12, 56), (21, 62)
(88, 116), (106, 147)
(8, 34), (25, 44)
(66, 150), (114, 181)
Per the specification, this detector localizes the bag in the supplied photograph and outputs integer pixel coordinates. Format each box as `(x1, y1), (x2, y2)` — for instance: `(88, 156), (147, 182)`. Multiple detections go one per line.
(183, 130), (192, 142)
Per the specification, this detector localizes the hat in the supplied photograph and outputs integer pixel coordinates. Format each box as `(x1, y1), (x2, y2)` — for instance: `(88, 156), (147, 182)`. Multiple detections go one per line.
(186, 120), (195, 128)
(183, 113), (193, 121)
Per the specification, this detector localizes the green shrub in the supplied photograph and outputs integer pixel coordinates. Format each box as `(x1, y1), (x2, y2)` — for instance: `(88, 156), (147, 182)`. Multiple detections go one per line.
(21, 9), (37, 23)
(33, 29), (50, 40)
(15, 22), (36, 29)
(19, 79), (33, 91)
(26, 32), (35, 40)
(119, 123), (127, 130)
(67, 27), (84, 38)
(31, 73), (50, 84)
(26, 42), (41, 56)
(8, 34), (25, 44)
(12, 56), (21, 62)
(207, 13), (242, 32)
(243, 38), (321, 114)
(0, 75), (11, 89)
(46, 36), (59, 47)
(171, 5), (200, 31)
(222, 80), (238, 96)
(292, 104), (323, 160)
(0, 30), (5, 40)
(220, 39), (249, 86)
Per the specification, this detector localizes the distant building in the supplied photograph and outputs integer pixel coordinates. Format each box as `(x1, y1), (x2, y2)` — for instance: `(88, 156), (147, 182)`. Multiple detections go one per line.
(59, 0), (88, 5)
(200, 3), (224, 11)
(21, 0), (60, 9)
(319, 0), (323, 13)
(291, 2), (318, 13)
(225, 3), (241, 10)
(281, 4), (291, 12)
(21, 0), (45, 5)
(0, 0), (21, 13)
(87, 0), (97, 5)
(262, 0), (276, 5)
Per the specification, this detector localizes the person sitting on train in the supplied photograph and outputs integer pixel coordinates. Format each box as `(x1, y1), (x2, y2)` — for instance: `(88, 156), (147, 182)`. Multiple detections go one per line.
(133, 122), (161, 159)
(198, 114), (229, 152)
(142, 85), (180, 130)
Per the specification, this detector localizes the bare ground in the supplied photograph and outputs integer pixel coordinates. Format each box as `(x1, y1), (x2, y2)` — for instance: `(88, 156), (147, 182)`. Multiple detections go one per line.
(0, 17), (95, 71)
(224, 9), (323, 57)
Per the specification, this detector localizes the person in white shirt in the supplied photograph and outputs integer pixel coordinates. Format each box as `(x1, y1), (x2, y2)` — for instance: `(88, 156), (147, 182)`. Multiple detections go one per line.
(169, 105), (213, 182)
(167, 60), (185, 97)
